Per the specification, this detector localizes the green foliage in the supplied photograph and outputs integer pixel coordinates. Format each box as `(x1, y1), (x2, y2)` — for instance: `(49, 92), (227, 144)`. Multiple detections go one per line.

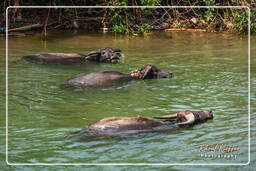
(137, 24), (152, 34)
(140, 0), (160, 16)
(204, 8), (215, 22)
(203, 0), (215, 22)
(3, 0), (256, 34)
(251, 7), (256, 33)
(106, 0), (255, 34)
(230, 7), (256, 33)
(107, 0), (157, 35)
(232, 9), (249, 33)
(112, 24), (126, 33)
(140, 0), (160, 5)
(111, 23), (152, 35)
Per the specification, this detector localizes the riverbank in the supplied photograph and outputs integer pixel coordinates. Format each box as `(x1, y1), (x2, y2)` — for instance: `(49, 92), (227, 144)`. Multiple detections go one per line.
(1, 2), (255, 37)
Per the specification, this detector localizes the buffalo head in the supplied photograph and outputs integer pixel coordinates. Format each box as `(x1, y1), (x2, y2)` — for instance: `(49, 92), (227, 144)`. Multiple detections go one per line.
(131, 64), (173, 79)
(86, 48), (123, 63)
(153, 110), (213, 126)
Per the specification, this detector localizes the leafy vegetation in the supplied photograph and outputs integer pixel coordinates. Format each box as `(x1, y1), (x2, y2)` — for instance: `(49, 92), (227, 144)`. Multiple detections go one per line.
(1, 0), (255, 34)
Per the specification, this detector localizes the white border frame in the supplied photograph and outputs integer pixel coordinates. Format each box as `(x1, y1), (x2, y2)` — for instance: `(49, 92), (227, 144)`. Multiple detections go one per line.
(5, 6), (251, 166)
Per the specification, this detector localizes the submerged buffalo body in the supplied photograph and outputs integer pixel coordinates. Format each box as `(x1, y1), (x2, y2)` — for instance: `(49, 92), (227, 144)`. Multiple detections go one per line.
(86, 117), (163, 134)
(64, 71), (131, 87)
(22, 48), (123, 64)
(63, 64), (173, 87)
(79, 110), (213, 135)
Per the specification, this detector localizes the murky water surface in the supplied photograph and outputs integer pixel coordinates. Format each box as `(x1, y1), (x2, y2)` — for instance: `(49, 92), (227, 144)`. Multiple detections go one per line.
(0, 31), (255, 170)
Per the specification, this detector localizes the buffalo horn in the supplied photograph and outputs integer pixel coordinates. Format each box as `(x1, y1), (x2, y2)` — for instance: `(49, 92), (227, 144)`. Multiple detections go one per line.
(153, 113), (178, 119)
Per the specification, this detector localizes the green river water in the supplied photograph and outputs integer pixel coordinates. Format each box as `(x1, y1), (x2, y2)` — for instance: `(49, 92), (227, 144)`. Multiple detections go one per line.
(0, 31), (255, 170)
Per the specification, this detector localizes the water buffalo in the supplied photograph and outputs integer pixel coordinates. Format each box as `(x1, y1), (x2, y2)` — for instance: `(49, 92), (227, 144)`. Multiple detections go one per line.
(22, 48), (123, 64)
(78, 110), (213, 135)
(63, 64), (173, 87)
